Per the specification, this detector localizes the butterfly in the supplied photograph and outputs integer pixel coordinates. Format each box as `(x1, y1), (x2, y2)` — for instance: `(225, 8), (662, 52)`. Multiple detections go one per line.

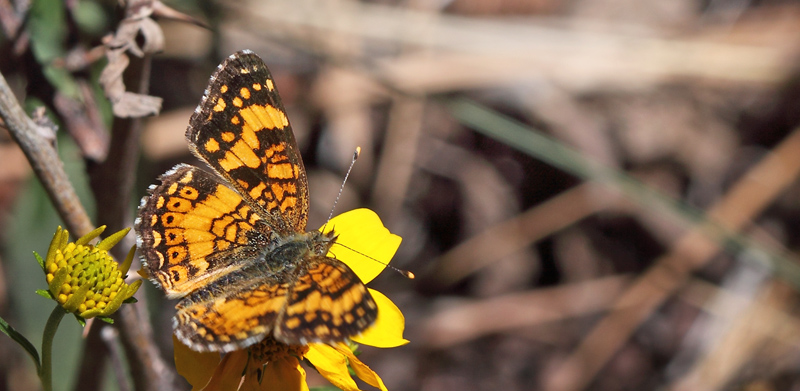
(135, 50), (377, 352)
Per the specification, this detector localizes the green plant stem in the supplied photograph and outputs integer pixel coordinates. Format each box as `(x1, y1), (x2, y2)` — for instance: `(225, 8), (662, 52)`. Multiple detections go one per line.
(40, 306), (67, 391)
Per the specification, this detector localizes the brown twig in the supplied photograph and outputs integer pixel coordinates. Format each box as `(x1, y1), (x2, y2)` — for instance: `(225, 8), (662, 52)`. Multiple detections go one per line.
(0, 48), (173, 391)
(89, 52), (177, 391)
(53, 83), (110, 162)
(371, 95), (425, 226)
(101, 327), (132, 391)
(75, 1), (177, 390)
(77, 49), (175, 391)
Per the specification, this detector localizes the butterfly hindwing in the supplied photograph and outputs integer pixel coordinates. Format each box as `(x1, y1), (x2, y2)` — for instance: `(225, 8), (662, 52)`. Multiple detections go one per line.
(172, 255), (377, 351)
(275, 257), (378, 344)
(174, 277), (290, 352)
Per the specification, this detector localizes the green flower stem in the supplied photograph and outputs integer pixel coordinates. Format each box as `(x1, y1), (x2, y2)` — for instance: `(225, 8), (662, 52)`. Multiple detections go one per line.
(40, 306), (67, 391)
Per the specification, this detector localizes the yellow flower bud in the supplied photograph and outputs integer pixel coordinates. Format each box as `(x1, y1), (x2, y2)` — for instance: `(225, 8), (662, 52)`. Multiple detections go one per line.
(38, 226), (141, 320)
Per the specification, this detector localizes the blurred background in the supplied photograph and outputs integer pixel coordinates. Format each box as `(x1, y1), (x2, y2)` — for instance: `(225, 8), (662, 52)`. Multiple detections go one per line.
(3, 0), (800, 390)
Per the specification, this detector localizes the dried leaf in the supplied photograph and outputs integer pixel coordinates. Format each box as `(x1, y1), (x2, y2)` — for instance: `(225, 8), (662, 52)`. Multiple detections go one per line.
(105, 19), (140, 51)
(98, 48), (128, 102)
(106, 17), (164, 57)
(125, 0), (156, 20)
(99, 46), (162, 117)
(137, 17), (164, 54)
(100, 0), (203, 118)
(97, 0), (169, 118)
(111, 91), (162, 118)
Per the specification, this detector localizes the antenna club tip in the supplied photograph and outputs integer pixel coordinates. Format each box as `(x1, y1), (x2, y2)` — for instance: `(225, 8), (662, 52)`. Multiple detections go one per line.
(404, 271), (415, 279)
(353, 147), (361, 160)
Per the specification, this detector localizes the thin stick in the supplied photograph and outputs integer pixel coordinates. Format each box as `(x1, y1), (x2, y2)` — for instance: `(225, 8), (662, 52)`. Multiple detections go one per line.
(81, 52), (176, 391)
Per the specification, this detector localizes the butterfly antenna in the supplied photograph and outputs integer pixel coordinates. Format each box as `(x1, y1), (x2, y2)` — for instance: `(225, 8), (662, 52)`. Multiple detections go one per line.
(323, 148), (415, 280)
(325, 147), (360, 228)
(332, 242), (415, 279)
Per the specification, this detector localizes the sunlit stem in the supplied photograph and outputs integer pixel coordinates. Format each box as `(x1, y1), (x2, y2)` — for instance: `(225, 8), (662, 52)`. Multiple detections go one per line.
(40, 306), (66, 391)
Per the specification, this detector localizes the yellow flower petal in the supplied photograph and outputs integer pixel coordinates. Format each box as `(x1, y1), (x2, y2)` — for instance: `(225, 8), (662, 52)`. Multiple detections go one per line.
(331, 343), (388, 391)
(173, 335), (221, 391)
(240, 356), (308, 391)
(201, 350), (248, 391)
(322, 209), (401, 284)
(352, 289), (409, 348)
(306, 343), (360, 391)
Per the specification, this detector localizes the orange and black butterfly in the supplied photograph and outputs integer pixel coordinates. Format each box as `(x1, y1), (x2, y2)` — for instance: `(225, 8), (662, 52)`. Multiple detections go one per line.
(135, 50), (377, 352)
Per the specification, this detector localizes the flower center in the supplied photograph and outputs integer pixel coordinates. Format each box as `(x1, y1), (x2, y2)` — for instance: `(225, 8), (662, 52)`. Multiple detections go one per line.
(249, 336), (309, 363)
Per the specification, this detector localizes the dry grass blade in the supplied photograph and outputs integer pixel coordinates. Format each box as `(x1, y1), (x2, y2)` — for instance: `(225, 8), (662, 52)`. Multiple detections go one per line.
(422, 275), (631, 349)
(542, 128), (800, 391)
(371, 95), (426, 225)
(429, 183), (621, 289)
(450, 99), (800, 284)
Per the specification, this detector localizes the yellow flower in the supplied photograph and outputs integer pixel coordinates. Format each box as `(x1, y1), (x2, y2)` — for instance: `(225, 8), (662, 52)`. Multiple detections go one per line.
(36, 226), (142, 322)
(175, 209), (408, 391)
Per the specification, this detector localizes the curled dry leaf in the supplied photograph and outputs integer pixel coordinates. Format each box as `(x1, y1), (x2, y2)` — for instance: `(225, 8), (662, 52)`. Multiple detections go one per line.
(112, 91), (163, 118)
(106, 17), (164, 57)
(100, 47), (163, 118)
(99, 0), (170, 118)
(99, 47), (128, 104)
(55, 46), (107, 73)
(99, 0), (205, 118)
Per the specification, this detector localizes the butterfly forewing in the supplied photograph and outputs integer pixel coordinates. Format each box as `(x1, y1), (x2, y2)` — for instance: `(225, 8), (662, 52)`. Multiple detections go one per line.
(186, 51), (309, 235)
(135, 164), (268, 298)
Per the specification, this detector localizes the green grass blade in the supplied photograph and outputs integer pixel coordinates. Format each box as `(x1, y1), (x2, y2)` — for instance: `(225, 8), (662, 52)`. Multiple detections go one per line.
(447, 98), (800, 287)
(0, 315), (41, 372)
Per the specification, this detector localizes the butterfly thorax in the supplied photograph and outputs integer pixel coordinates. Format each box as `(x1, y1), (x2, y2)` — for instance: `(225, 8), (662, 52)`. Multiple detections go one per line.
(263, 230), (337, 276)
